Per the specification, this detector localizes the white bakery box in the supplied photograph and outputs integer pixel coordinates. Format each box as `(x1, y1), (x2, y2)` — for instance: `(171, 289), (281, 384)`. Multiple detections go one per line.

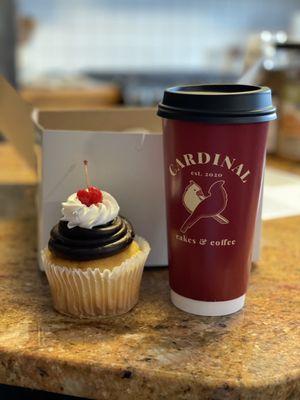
(0, 77), (262, 269)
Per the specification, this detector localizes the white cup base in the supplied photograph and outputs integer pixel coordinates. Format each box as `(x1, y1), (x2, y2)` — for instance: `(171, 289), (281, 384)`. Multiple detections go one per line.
(170, 290), (245, 316)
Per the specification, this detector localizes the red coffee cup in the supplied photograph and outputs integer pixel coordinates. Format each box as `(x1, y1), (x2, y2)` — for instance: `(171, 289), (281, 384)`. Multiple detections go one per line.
(157, 84), (276, 316)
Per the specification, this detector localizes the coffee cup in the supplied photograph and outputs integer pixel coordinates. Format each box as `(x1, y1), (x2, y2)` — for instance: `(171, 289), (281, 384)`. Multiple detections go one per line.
(158, 84), (276, 316)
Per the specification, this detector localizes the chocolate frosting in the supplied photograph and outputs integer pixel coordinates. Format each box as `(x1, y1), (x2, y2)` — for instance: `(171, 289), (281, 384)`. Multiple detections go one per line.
(48, 216), (135, 260)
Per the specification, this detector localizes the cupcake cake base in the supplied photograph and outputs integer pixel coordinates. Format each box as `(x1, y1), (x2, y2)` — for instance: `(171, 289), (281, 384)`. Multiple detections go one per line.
(42, 236), (150, 318)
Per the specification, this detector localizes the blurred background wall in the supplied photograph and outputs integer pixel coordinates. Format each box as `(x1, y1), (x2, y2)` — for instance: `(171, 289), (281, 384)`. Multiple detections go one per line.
(1, 0), (300, 143)
(0, 0), (300, 159)
(16, 0), (300, 82)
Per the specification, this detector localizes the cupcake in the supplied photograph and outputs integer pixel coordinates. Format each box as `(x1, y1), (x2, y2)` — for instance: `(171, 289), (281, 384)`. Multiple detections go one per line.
(42, 163), (150, 318)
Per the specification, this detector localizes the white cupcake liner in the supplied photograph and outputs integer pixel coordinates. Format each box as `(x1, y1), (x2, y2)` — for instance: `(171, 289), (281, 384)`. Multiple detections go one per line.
(41, 236), (150, 318)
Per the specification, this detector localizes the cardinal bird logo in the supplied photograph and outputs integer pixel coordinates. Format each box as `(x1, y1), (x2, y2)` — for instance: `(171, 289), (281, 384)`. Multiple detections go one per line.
(180, 180), (229, 233)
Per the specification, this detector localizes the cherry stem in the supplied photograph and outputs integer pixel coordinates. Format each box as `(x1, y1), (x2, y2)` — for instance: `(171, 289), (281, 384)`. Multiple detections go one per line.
(83, 160), (91, 188)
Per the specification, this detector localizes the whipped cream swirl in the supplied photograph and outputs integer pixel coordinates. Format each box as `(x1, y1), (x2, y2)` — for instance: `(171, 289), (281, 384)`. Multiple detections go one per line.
(61, 191), (120, 229)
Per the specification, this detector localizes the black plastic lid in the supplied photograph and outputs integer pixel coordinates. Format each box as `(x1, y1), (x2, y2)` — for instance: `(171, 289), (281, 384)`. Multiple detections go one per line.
(157, 84), (277, 124)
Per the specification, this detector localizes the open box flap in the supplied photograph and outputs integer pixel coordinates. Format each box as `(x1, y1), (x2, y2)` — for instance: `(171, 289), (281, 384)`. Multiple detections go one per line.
(0, 76), (36, 171)
(0, 75), (161, 171)
(37, 107), (162, 133)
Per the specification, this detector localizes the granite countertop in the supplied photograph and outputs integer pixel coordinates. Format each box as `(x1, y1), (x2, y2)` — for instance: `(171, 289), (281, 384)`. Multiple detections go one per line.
(0, 144), (299, 400)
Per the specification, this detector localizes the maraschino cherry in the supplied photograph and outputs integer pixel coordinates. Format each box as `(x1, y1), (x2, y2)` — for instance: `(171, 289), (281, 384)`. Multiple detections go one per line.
(77, 160), (103, 207)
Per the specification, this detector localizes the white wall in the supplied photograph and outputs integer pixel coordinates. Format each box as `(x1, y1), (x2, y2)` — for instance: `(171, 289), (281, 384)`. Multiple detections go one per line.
(17, 0), (300, 81)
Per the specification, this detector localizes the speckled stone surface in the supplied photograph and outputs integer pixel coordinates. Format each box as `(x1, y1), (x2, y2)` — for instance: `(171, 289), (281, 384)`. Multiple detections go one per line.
(0, 159), (299, 399)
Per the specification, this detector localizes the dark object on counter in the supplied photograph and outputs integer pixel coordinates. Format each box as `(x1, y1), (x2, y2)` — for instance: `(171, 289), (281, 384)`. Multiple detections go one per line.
(274, 42), (300, 160)
(87, 71), (238, 106)
(0, 0), (16, 86)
